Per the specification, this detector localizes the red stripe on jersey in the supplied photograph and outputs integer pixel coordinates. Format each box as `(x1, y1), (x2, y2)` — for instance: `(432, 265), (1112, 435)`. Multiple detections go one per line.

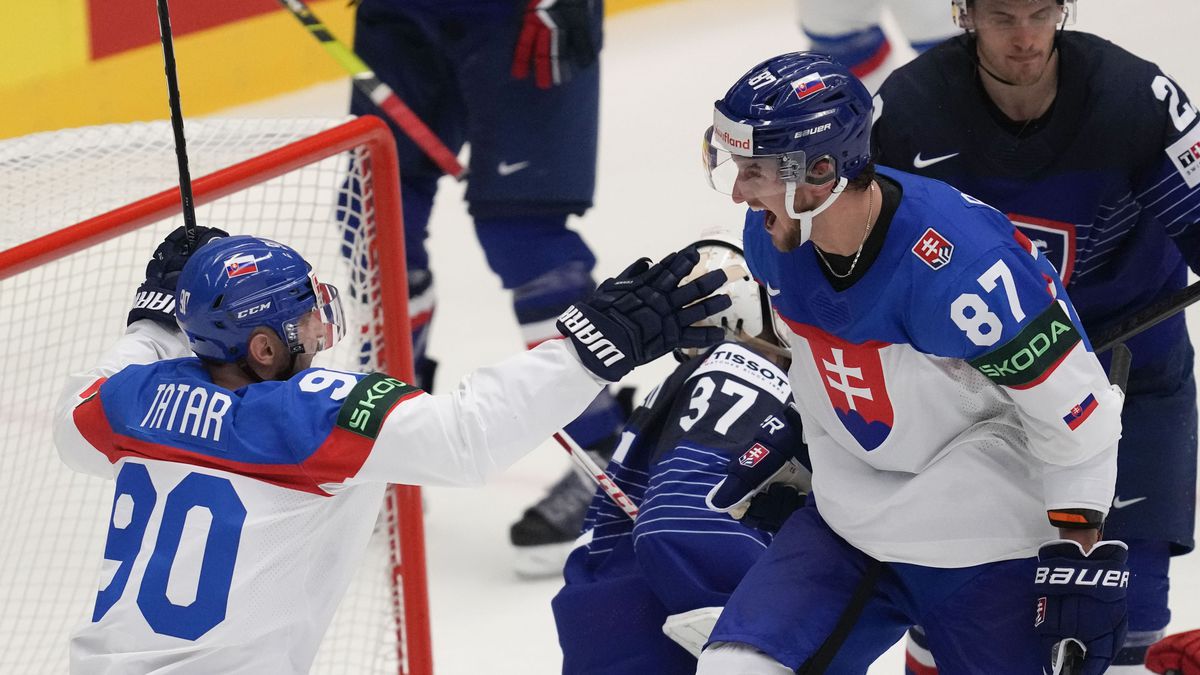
(905, 651), (940, 675)
(78, 377), (106, 402)
(851, 39), (892, 78)
(72, 386), (423, 496)
(1005, 341), (1077, 391)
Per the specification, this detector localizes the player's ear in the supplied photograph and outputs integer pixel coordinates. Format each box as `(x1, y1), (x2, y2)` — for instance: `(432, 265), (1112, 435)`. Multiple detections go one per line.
(246, 328), (283, 373)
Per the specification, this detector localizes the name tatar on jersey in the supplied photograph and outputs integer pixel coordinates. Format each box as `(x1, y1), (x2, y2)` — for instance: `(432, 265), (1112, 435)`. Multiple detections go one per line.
(784, 320), (894, 451)
(139, 383), (233, 442)
(691, 343), (790, 403)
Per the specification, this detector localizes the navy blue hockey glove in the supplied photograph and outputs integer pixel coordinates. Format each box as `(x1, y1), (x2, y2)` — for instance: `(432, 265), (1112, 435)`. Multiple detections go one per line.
(128, 225), (227, 327)
(511, 0), (600, 88)
(706, 406), (811, 532)
(1035, 539), (1129, 675)
(558, 246), (731, 382)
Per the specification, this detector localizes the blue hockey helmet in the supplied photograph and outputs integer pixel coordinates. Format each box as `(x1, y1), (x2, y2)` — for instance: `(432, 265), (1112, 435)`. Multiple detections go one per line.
(175, 235), (345, 363)
(703, 52), (873, 197)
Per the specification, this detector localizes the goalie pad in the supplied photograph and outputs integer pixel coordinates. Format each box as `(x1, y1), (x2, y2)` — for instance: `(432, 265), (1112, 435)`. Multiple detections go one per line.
(662, 606), (724, 658)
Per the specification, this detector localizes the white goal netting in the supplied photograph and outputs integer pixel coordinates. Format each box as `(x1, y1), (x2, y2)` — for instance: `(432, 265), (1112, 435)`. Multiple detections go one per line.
(0, 117), (424, 674)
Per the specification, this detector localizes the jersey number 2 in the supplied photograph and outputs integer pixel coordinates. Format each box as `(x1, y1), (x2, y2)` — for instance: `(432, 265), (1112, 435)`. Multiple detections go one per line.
(93, 462), (247, 640)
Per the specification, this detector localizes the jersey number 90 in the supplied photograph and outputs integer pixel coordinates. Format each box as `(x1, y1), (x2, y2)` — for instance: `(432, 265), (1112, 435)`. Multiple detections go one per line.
(93, 462), (246, 640)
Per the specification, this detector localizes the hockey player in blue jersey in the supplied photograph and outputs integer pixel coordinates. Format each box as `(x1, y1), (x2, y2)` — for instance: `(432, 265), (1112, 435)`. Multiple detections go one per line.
(696, 52), (1129, 675)
(873, 1), (1200, 670)
(347, 0), (615, 572)
(52, 227), (730, 673)
(552, 234), (811, 674)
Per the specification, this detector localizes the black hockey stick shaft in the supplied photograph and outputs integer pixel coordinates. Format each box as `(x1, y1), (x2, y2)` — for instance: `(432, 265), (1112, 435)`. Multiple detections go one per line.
(1092, 279), (1200, 353)
(155, 0), (198, 252)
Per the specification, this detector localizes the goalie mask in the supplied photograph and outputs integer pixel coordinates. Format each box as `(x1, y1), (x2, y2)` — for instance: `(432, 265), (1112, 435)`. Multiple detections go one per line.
(176, 235), (345, 363)
(676, 227), (779, 359)
(702, 52), (873, 247)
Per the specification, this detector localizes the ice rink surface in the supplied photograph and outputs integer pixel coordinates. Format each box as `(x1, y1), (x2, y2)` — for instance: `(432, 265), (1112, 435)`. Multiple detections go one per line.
(216, 0), (1200, 671)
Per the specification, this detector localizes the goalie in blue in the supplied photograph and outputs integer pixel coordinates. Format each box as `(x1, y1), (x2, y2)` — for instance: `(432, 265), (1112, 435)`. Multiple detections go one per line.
(552, 232), (809, 674)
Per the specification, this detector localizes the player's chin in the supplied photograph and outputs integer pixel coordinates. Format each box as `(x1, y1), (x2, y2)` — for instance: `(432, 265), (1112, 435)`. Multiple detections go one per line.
(768, 214), (802, 253)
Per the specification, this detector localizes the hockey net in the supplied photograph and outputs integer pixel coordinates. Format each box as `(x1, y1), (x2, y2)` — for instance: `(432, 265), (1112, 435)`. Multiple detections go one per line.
(0, 116), (431, 674)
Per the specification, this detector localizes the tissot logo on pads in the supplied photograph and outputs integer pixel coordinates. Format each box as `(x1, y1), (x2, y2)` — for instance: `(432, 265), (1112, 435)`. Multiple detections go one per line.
(712, 109), (753, 154)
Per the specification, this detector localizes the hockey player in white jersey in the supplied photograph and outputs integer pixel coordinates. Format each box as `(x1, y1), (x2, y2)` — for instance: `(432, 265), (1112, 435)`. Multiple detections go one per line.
(52, 227), (731, 673)
(798, 0), (957, 91)
(696, 52), (1127, 674)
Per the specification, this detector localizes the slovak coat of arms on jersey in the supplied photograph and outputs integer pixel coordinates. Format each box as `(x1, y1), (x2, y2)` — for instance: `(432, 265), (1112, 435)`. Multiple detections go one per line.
(912, 227), (953, 270)
(796, 325), (894, 451)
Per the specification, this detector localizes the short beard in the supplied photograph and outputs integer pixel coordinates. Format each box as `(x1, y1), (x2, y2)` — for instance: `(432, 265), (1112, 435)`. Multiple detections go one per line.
(773, 219), (804, 253)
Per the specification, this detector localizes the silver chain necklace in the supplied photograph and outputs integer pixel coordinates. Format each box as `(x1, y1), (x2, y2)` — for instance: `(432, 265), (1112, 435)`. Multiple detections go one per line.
(815, 182), (876, 279)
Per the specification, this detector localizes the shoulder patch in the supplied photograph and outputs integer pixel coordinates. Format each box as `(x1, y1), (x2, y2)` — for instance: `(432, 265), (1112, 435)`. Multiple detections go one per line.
(1166, 120), (1200, 188)
(912, 227), (954, 270)
(336, 373), (420, 439)
(969, 302), (1081, 387)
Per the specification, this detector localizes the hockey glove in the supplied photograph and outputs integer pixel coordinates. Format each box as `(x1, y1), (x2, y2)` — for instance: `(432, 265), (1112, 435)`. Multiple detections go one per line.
(1035, 539), (1129, 675)
(1147, 629), (1200, 675)
(128, 225), (227, 328)
(511, 0), (601, 88)
(558, 245), (731, 382)
(706, 406), (811, 533)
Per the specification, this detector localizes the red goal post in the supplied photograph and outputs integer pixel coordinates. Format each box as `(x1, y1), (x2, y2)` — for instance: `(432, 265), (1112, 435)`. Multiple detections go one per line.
(0, 115), (431, 674)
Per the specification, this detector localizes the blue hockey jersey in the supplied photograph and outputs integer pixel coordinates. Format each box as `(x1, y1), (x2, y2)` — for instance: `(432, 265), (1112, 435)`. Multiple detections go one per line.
(552, 341), (794, 674)
(874, 32), (1200, 372)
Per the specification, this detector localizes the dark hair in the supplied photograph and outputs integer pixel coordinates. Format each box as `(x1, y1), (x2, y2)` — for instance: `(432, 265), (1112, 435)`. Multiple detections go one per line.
(847, 161), (876, 192)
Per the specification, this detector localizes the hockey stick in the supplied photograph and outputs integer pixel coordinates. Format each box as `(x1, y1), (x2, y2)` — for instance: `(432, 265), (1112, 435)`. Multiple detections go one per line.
(1092, 279), (1200, 353)
(154, 0), (198, 251)
(551, 430), (639, 520)
(275, 0), (466, 179)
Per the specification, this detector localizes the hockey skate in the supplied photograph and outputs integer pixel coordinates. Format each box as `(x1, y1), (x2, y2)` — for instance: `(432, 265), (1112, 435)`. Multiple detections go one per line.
(509, 463), (599, 579)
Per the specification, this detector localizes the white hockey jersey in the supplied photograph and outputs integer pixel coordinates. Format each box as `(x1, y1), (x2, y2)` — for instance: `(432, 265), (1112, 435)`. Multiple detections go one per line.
(743, 168), (1123, 567)
(53, 320), (604, 673)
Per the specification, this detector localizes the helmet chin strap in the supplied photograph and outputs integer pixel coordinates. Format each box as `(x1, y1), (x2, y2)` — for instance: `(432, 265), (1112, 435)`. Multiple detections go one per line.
(785, 177), (848, 245)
